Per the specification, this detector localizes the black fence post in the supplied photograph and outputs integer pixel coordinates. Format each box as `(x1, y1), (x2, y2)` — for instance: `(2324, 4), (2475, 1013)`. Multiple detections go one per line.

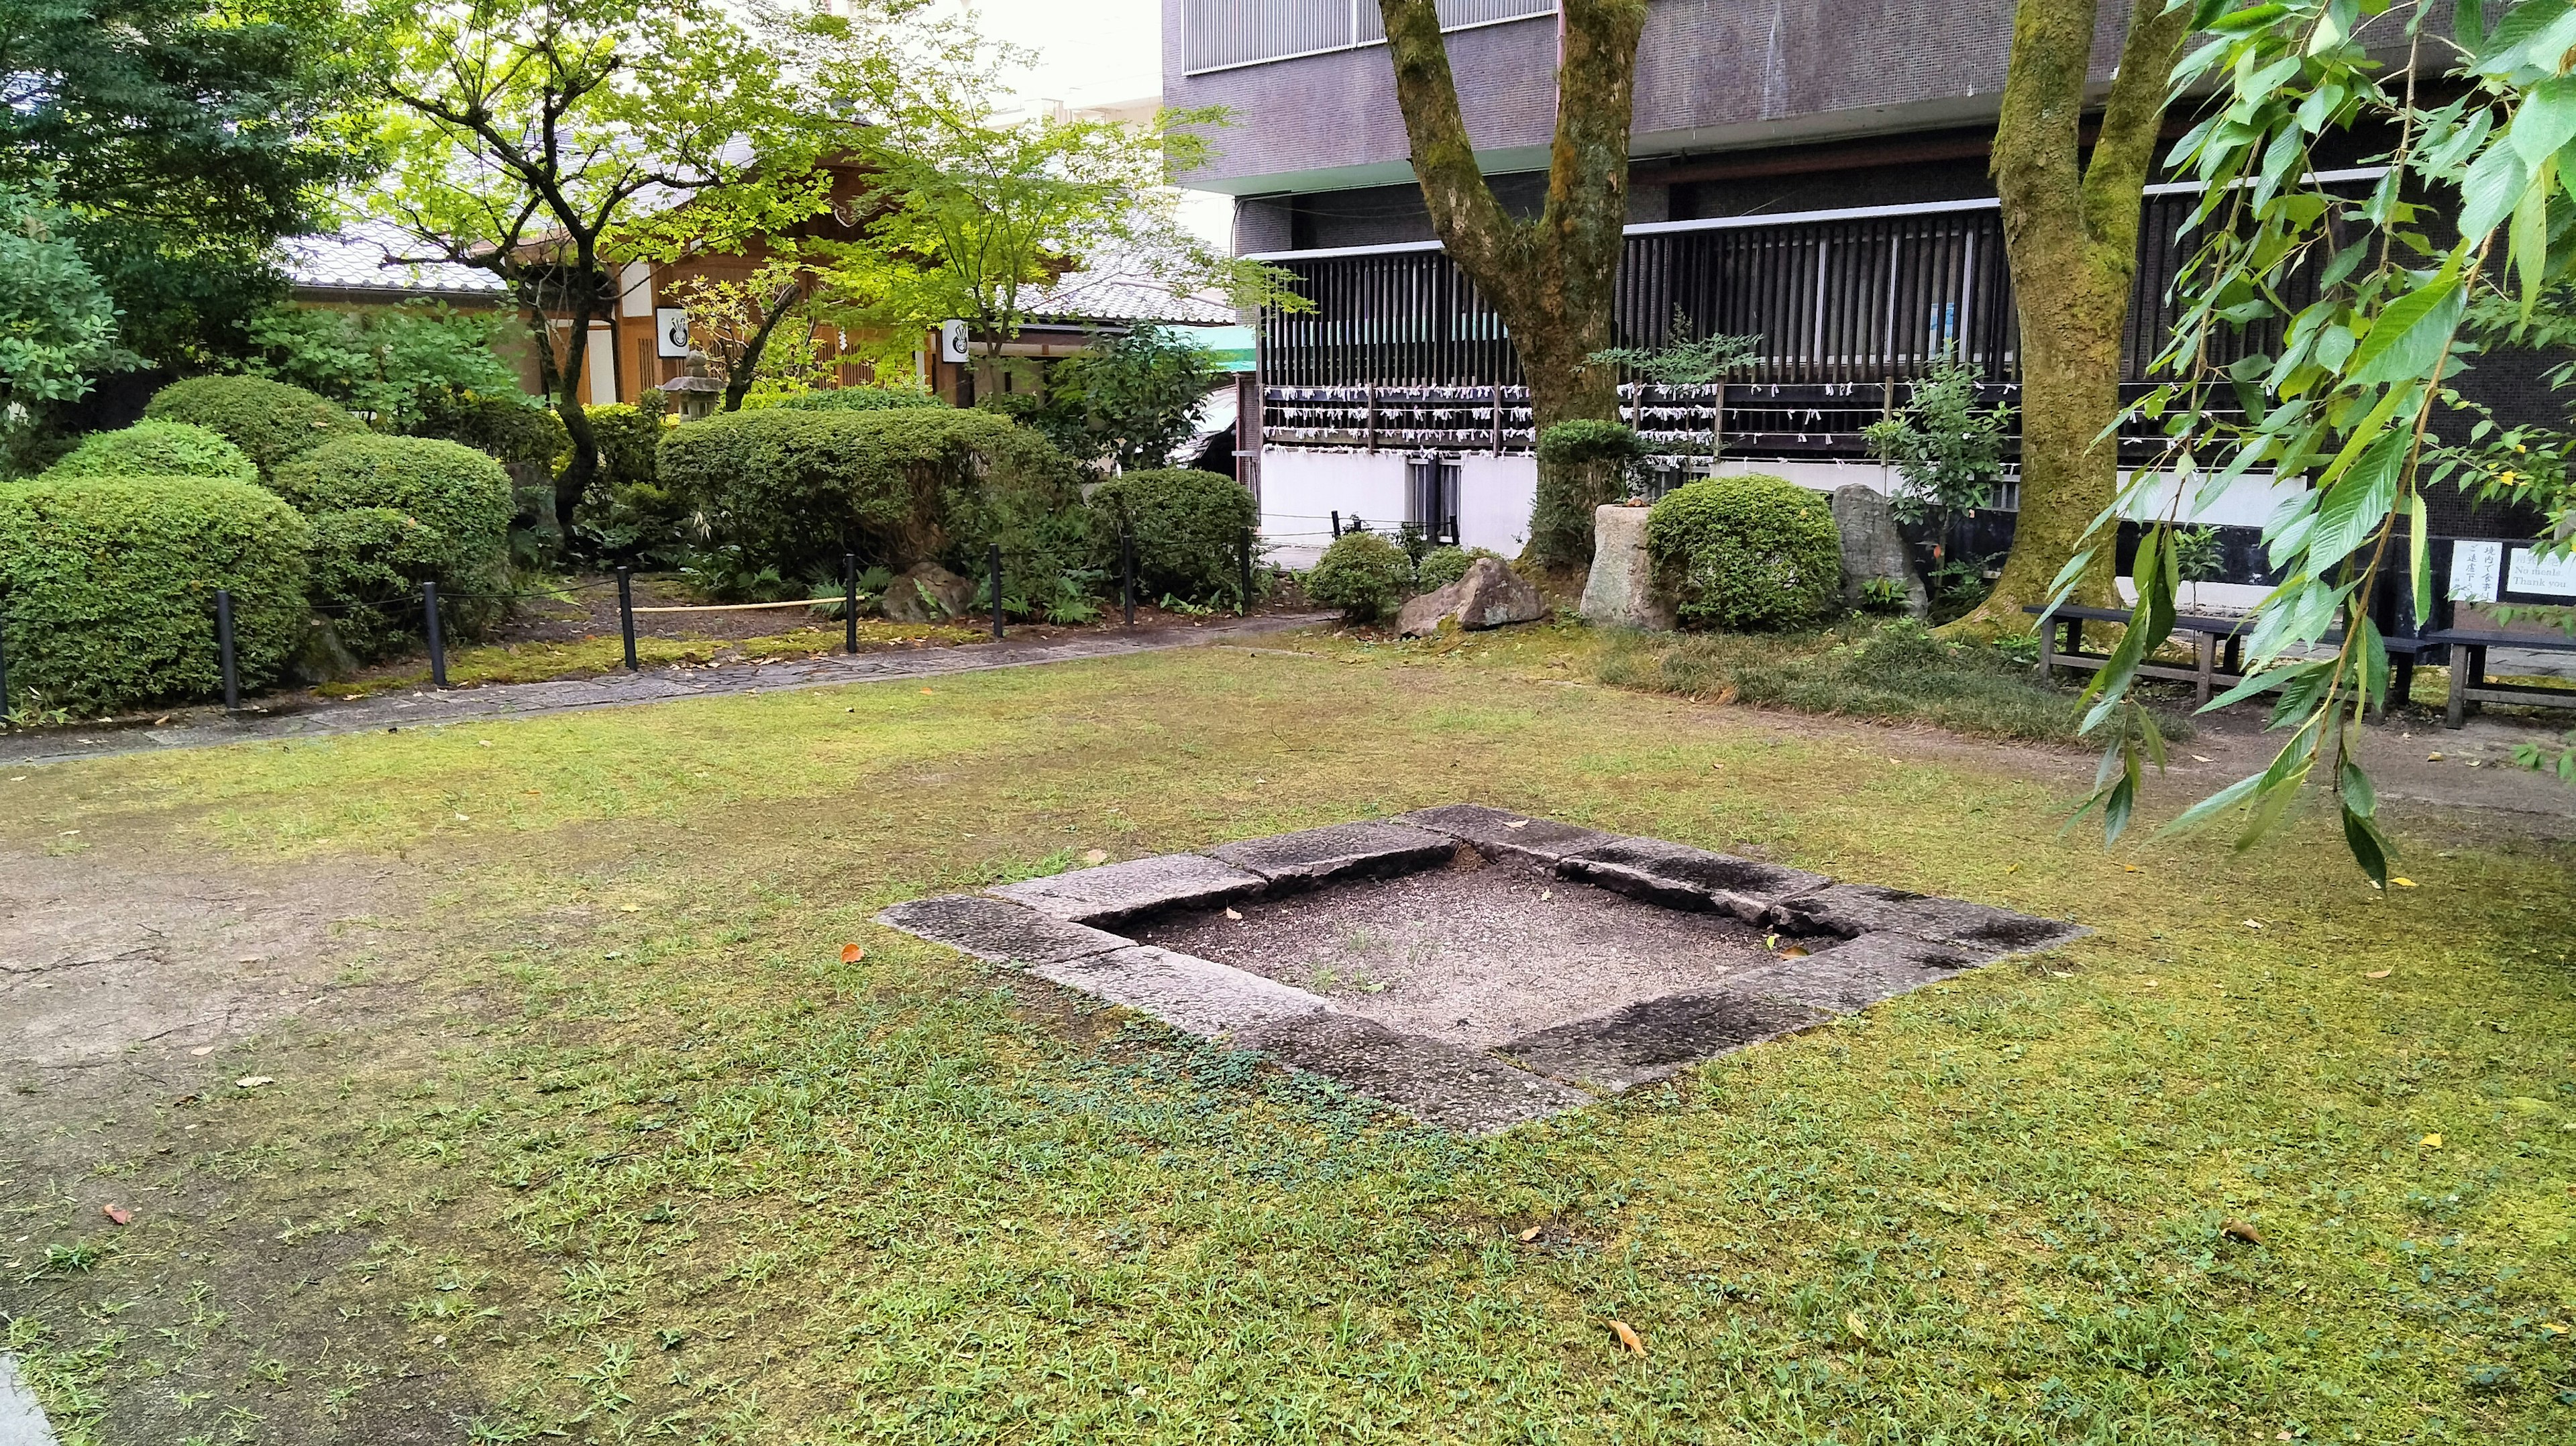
(0, 589), (11, 721)
(1238, 527), (1253, 617)
(423, 581), (447, 688)
(215, 588), (241, 712)
(842, 553), (859, 655)
(1121, 522), (1136, 627)
(616, 567), (637, 671)
(987, 543), (1004, 640)
(1330, 510), (1341, 539)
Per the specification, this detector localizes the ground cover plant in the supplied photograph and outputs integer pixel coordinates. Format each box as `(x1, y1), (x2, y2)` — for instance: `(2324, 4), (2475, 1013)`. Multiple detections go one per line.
(0, 625), (2569, 1444)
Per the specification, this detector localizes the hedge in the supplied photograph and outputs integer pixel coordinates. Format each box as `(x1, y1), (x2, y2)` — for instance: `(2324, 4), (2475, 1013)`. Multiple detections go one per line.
(586, 402), (665, 490)
(0, 475), (310, 716)
(659, 406), (1082, 583)
(1085, 468), (1256, 604)
(406, 390), (567, 471)
(42, 421), (259, 486)
(1305, 531), (1412, 622)
(143, 375), (364, 478)
(749, 387), (946, 413)
(1646, 474), (1843, 631)
(272, 435), (515, 659)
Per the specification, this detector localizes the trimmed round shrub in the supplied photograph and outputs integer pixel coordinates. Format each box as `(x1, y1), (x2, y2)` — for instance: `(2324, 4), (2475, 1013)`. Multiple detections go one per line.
(659, 406), (1082, 582)
(272, 435), (515, 659)
(406, 390), (567, 471)
(1305, 530), (1412, 623)
(585, 402), (667, 491)
(143, 375), (364, 478)
(0, 475), (310, 716)
(749, 386), (947, 413)
(1415, 545), (1504, 593)
(1086, 468), (1258, 604)
(1646, 474), (1842, 631)
(42, 421), (259, 486)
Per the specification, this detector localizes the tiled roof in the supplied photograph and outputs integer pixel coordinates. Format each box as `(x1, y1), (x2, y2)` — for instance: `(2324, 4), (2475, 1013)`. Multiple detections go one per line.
(1022, 266), (1236, 325)
(277, 221), (510, 296)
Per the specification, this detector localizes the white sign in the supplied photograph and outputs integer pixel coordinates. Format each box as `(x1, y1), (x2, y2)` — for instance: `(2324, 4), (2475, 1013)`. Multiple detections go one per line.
(2450, 539), (2502, 603)
(939, 319), (969, 364)
(654, 307), (693, 359)
(2507, 544), (2576, 598)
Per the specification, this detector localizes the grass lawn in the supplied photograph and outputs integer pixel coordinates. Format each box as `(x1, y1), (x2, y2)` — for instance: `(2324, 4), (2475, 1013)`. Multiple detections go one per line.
(3, 622), (2571, 1444)
(316, 622), (991, 700)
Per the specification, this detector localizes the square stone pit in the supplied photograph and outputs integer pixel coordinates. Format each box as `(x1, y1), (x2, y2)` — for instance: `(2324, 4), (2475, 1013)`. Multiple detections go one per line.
(879, 805), (2083, 1132)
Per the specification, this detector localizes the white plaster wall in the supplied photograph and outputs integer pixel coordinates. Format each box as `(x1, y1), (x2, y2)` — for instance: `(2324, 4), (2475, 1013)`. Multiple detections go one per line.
(1256, 449), (1409, 567)
(1454, 454), (1536, 556)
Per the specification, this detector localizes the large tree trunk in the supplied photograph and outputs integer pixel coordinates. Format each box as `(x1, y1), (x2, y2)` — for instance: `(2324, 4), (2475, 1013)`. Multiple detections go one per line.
(1379, 0), (1646, 571)
(1958, 0), (2187, 636)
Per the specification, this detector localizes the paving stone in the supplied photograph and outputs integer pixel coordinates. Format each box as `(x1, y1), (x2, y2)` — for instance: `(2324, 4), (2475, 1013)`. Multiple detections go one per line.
(1393, 803), (1619, 864)
(989, 852), (1264, 924)
(1726, 931), (1981, 1013)
(1237, 1013), (1591, 1133)
(1556, 836), (1829, 921)
(1025, 945), (1330, 1038)
(1205, 820), (1454, 888)
(875, 893), (1128, 964)
(1497, 989), (1828, 1092)
(1766, 883), (2083, 952)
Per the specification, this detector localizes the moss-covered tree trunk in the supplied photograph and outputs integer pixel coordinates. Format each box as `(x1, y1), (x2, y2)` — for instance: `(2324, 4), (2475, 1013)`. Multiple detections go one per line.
(1379, 0), (1645, 571)
(1959, 0), (2188, 635)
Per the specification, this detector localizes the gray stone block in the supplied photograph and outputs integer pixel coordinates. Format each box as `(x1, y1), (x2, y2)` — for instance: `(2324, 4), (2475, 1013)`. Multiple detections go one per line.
(989, 852), (1265, 924)
(1397, 556), (1547, 637)
(1833, 484), (1929, 616)
(1026, 945), (1332, 1038)
(1237, 1013), (1591, 1133)
(1766, 883), (2082, 954)
(1556, 836), (1829, 921)
(1205, 820), (1454, 888)
(875, 893), (1128, 965)
(1497, 989), (1828, 1092)
(1578, 504), (1677, 630)
(1393, 803), (1618, 865)
(1727, 931), (1980, 1013)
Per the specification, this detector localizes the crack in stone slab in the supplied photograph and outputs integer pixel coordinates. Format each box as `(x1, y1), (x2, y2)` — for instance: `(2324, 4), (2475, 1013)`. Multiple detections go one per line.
(1394, 804), (1617, 865)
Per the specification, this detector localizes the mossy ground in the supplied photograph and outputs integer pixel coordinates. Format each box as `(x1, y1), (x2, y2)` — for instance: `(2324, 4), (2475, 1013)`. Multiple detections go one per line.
(317, 623), (989, 700)
(3, 623), (2571, 1445)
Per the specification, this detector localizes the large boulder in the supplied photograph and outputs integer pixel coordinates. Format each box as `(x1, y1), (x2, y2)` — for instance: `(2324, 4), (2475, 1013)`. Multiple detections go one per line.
(1831, 484), (1928, 616)
(1397, 556), (1547, 637)
(880, 561), (975, 622)
(1577, 503), (1676, 630)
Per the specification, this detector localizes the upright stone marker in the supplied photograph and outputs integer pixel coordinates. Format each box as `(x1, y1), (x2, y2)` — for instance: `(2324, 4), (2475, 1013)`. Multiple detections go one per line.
(1830, 485), (1929, 616)
(1578, 504), (1676, 630)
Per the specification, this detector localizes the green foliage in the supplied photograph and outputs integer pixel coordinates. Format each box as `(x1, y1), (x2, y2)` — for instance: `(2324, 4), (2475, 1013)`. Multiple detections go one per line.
(1536, 418), (1646, 470)
(271, 435), (513, 658)
(1, 177), (130, 459)
(1858, 575), (1912, 614)
(0, 474), (309, 715)
(1532, 419), (1648, 555)
(1646, 474), (1842, 631)
(1415, 545), (1503, 593)
(2171, 525), (2224, 586)
(1589, 309), (1760, 388)
(404, 388), (568, 471)
(40, 421), (256, 485)
(1085, 467), (1255, 606)
(1020, 324), (1223, 473)
(585, 402), (667, 492)
(1862, 355), (2010, 528)
(143, 374), (363, 478)
(235, 301), (530, 428)
(744, 386), (945, 413)
(1305, 530), (1412, 623)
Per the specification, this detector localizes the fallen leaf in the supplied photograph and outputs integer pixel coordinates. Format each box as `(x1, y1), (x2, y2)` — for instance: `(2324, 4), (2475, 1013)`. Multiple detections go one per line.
(1081, 848), (1109, 865)
(918, 687), (934, 695)
(1517, 1225), (1542, 1243)
(1224, 907), (1243, 921)
(2390, 877), (2418, 888)
(2420, 1133), (2443, 1148)
(477, 740), (492, 747)
(1844, 1311), (1870, 1340)
(2243, 920), (2264, 930)
(453, 813), (469, 822)
(619, 904), (640, 912)
(2124, 864), (2140, 872)
(1501, 820), (1529, 830)
(1540, 889), (1552, 901)
(2365, 968), (2392, 979)
(1779, 945), (1809, 958)
(840, 944), (865, 964)
(2192, 753), (2213, 763)
(2004, 863), (2020, 873)
(2427, 751), (2444, 761)
(103, 1205), (131, 1225)
(235, 1076), (274, 1089)
(2221, 1219), (2263, 1245)
(1609, 1319), (1646, 1356)
(2049, 970), (2074, 979)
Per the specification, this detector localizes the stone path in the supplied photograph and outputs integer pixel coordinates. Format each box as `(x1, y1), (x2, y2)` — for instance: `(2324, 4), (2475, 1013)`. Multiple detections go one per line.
(0, 613), (1335, 768)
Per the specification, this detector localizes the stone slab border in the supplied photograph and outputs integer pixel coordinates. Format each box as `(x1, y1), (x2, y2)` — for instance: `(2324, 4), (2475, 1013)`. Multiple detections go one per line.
(879, 804), (2086, 1133)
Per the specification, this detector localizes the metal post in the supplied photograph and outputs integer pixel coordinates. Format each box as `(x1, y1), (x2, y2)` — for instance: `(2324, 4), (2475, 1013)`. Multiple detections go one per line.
(842, 553), (859, 655)
(1238, 527), (1254, 617)
(1711, 382), (1726, 465)
(1331, 510), (1342, 539)
(0, 589), (11, 720)
(215, 588), (241, 712)
(616, 567), (637, 670)
(422, 581), (447, 688)
(1121, 523), (1136, 627)
(1490, 381), (1503, 455)
(987, 543), (1004, 639)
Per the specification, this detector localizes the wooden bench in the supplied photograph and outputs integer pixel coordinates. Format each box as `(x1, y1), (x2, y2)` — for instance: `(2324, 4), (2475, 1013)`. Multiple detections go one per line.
(2419, 628), (2576, 728)
(2027, 604), (2428, 711)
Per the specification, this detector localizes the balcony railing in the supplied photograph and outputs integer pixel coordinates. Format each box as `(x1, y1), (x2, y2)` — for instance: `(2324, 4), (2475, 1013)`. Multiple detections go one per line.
(1181, 0), (1557, 75)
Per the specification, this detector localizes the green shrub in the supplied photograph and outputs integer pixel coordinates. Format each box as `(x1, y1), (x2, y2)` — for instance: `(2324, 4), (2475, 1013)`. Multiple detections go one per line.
(748, 386), (946, 413)
(0, 475), (310, 716)
(142, 375), (364, 478)
(272, 435), (515, 659)
(1531, 419), (1648, 566)
(585, 401), (666, 490)
(659, 405), (1083, 585)
(405, 390), (567, 471)
(1305, 531), (1412, 623)
(1415, 545), (1504, 593)
(1086, 467), (1256, 605)
(1646, 474), (1841, 631)
(42, 421), (258, 485)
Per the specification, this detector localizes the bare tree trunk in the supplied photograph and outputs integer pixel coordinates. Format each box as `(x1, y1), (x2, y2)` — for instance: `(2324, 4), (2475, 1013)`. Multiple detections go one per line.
(1959, 0), (2188, 636)
(1379, 0), (1646, 571)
